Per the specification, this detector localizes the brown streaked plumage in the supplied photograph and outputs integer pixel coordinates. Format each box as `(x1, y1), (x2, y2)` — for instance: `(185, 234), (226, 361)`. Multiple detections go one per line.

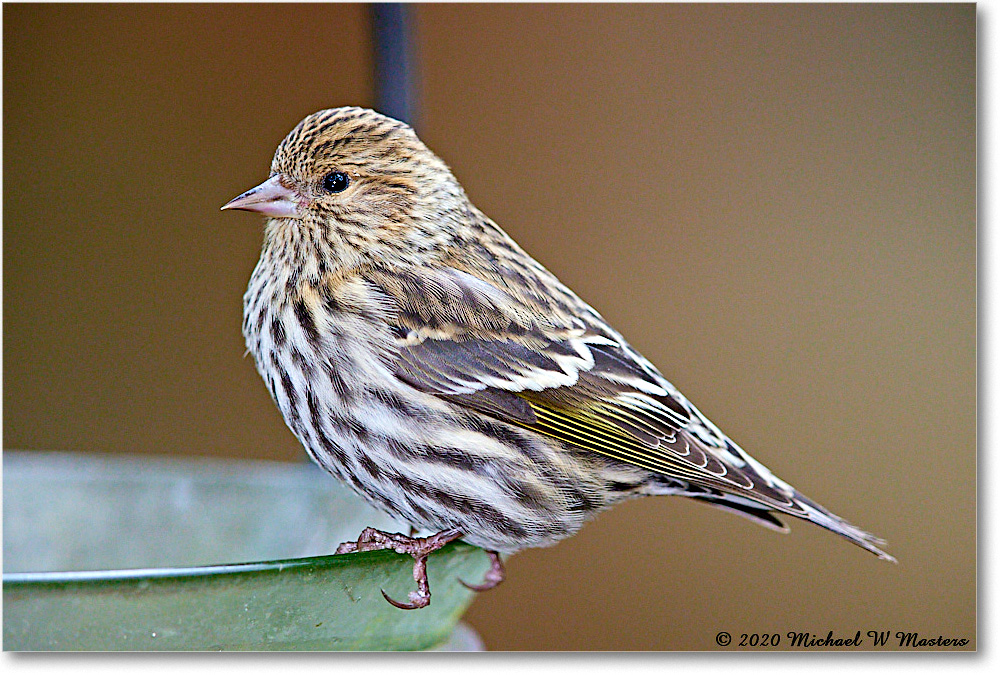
(224, 107), (894, 609)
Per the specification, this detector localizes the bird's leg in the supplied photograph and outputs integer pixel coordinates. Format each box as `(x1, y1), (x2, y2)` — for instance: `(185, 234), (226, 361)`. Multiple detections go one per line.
(460, 550), (505, 592)
(335, 527), (464, 610)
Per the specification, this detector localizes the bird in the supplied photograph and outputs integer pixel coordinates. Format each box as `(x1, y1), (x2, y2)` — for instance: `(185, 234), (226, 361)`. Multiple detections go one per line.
(222, 107), (894, 609)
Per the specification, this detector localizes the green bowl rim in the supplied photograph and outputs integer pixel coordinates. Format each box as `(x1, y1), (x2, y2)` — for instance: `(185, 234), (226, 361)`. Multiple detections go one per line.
(3, 541), (474, 588)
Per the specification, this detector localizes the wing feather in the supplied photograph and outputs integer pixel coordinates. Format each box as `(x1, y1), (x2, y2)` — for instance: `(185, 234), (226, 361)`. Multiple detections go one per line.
(361, 264), (894, 561)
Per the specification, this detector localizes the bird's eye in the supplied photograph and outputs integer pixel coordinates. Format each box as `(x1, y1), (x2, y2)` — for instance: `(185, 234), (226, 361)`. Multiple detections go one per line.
(322, 171), (350, 193)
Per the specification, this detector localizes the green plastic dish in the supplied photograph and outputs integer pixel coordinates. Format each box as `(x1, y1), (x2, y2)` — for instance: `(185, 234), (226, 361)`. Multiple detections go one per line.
(3, 451), (488, 651)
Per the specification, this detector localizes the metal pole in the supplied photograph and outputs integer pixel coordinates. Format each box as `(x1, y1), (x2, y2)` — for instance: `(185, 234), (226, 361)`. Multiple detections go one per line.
(370, 3), (418, 128)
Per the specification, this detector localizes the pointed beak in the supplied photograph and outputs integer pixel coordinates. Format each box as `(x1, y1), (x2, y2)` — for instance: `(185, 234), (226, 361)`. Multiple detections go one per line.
(221, 175), (301, 218)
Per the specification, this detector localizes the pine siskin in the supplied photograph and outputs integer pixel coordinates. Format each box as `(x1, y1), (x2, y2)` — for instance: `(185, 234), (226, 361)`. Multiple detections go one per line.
(223, 107), (894, 609)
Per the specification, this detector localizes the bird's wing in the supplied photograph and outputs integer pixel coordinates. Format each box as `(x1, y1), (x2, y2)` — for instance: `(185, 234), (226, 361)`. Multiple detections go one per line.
(366, 266), (772, 495)
(364, 265), (894, 560)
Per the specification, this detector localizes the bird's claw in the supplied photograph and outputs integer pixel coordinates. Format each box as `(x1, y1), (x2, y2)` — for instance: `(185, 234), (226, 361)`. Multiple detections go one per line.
(335, 527), (464, 610)
(459, 549), (505, 592)
(380, 587), (429, 610)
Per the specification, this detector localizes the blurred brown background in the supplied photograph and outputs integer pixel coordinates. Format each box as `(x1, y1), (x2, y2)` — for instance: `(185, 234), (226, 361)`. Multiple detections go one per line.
(3, 3), (975, 650)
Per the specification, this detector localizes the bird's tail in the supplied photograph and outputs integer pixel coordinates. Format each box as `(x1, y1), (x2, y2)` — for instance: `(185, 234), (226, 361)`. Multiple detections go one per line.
(684, 488), (896, 563)
(783, 488), (896, 562)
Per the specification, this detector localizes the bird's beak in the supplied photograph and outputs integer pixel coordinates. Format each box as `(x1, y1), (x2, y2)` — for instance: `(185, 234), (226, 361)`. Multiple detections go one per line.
(221, 175), (301, 218)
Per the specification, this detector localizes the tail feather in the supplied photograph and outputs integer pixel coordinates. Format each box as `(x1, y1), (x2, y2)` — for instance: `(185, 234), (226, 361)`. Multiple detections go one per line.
(671, 420), (897, 562)
(689, 488), (896, 563)
(692, 495), (790, 533)
(788, 489), (896, 562)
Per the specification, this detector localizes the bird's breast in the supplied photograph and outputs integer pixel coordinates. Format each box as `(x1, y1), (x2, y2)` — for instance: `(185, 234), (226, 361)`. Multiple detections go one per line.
(243, 255), (408, 435)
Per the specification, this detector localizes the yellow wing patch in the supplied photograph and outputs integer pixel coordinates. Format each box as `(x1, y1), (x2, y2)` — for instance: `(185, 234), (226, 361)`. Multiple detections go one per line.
(514, 392), (799, 508)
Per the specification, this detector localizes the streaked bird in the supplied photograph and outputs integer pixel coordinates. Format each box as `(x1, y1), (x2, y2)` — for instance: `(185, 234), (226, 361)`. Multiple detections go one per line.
(223, 107), (894, 609)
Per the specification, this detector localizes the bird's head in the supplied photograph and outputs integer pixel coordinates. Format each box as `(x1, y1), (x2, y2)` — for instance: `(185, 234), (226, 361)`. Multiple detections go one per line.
(223, 107), (468, 263)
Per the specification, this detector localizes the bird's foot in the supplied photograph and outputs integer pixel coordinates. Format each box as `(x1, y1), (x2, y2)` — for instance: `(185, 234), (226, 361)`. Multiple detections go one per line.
(335, 527), (464, 610)
(459, 550), (505, 592)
